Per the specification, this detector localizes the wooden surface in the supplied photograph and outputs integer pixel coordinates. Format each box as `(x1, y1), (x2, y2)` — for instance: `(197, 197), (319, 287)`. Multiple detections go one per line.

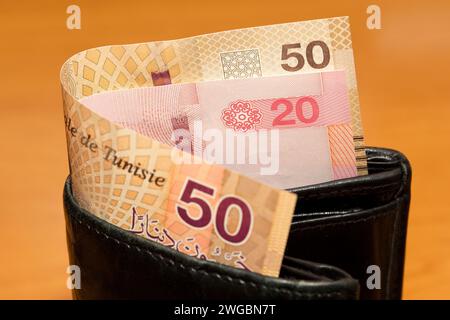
(0, 0), (449, 299)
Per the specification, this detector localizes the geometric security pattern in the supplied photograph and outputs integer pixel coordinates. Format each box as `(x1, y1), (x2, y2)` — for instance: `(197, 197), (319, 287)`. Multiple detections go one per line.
(327, 124), (357, 179)
(329, 17), (352, 50)
(220, 49), (262, 79)
(61, 42), (296, 276)
(328, 16), (368, 173)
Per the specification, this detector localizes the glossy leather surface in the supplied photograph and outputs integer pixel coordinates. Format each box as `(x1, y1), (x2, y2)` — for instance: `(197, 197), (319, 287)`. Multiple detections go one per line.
(63, 147), (411, 300)
(287, 147), (411, 299)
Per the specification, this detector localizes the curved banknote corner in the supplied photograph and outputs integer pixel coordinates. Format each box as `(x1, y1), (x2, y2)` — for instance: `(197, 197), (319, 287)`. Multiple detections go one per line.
(60, 16), (366, 277)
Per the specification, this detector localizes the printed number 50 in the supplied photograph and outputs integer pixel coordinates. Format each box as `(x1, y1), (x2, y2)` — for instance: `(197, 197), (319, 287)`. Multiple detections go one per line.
(281, 41), (330, 72)
(176, 179), (253, 245)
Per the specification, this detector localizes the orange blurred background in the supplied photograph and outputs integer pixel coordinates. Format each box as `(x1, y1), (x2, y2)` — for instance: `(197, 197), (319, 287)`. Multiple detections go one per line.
(0, 0), (449, 299)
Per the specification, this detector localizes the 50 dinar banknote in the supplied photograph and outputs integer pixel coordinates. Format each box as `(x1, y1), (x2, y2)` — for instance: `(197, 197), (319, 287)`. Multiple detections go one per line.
(64, 16), (367, 174)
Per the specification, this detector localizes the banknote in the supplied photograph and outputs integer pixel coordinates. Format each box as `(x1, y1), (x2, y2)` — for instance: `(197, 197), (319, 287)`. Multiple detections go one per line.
(81, 70), (356, 189)
(60, 16), (364, 276)
(66, 16), (367, 174)
(62, 88), (297, 276)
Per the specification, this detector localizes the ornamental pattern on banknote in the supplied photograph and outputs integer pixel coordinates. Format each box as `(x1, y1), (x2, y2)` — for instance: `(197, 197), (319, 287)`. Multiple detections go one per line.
(72, 42), (182, 98)
(220, 49), (262, 79)
(221, 101), (262, 132)
(61, 61), (76, 95)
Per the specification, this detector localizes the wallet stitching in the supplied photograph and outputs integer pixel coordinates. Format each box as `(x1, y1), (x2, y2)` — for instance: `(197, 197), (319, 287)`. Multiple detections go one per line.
(70, 216), (349, 299)
(296, 195), (405, 232)
(297, 182), (401, 200)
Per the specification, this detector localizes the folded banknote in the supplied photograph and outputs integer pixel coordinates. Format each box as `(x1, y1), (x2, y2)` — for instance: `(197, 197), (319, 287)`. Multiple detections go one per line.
(81, 70), (356, 189)
(60, 16), (365, 276)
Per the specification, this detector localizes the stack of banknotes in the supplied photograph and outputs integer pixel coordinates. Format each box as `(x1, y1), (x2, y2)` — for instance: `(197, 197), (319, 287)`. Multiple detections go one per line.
(60, 16), (366, 277)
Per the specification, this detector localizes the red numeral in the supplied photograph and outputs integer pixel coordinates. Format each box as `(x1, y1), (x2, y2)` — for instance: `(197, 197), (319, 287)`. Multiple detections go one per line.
(295, 97), (319, 124)
(271, 97), (319, 127)
(272, 98), (296, 126)
(177, 179), (214, 228)
(176, 179), (253, 245)
(215, 197), (252, 244)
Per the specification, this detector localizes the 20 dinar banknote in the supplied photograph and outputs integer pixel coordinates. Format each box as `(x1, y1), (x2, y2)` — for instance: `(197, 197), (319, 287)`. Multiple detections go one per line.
(81, 71), (356, 189)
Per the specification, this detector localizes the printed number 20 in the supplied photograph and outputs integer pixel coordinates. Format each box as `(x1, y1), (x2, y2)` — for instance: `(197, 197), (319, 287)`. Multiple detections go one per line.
(272, 97), (319, 127)
(176, 179), (253, 245)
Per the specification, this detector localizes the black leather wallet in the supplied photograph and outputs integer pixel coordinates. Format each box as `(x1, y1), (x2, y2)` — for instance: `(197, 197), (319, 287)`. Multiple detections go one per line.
(63, 147), (411, 300)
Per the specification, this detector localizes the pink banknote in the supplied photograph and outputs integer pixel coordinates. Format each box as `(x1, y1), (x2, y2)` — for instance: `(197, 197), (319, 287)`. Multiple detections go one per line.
(81, 71), (356, 189)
